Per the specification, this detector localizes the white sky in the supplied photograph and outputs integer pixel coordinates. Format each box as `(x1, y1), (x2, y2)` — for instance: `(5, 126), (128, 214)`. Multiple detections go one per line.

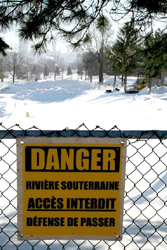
(1, 29), (68, 53)
(1, 29), (19, 49)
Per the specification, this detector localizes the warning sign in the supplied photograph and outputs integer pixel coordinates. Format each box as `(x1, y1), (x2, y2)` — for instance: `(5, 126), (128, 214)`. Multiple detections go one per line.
(17, 138), (126, 240)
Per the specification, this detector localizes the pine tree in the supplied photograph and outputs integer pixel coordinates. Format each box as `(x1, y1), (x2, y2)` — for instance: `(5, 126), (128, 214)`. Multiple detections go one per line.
(44, 65), (49, 79)
(107, 22), (141, 90)
(77, 63), (83, 79)
(0, 38), (10, 56)
(1, 1), (167, 53)
(140, 30), (167, 88)
(54, 65), (60, 79)
(96, 15), (110, 84)
(82, 52), (99, 82)
(56, 66), (60, 75)
(131, 0), (167, 13)
(0, 1), (111, 53)
(67, 66), (72, 76)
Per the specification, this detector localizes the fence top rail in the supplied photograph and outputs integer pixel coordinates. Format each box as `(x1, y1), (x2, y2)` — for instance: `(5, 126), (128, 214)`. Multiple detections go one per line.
(0, 129), (167, 139)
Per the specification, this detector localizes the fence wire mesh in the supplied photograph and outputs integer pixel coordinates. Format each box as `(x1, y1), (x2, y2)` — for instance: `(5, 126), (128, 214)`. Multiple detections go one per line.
(0, 123), (167, 250)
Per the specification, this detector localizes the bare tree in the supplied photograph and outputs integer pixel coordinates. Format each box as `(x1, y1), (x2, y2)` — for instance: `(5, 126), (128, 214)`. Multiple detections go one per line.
(84, 16), (113, 84)
(5, 51), (26, 83)
(59, 58), (66, 79)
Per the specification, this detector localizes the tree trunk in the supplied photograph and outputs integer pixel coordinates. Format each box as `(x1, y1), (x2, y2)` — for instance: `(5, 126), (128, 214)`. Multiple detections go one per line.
(90, 75), (93, 83)
(121, 74), (124, 87)
(12, 74), (15, 83)
(99, 43), (104, 84)
(99, 55), (103, 84)
(124, 75), (127, 91)
(113, 75), (116, 90)
(99, 66), (103, 84)
(156, 78), (159, 86)
(149, 81), (152, 93)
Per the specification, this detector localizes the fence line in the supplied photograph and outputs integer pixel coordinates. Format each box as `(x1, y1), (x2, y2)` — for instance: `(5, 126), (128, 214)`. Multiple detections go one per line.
(0, 124), (167, 250)
(1, 125), (167, 139)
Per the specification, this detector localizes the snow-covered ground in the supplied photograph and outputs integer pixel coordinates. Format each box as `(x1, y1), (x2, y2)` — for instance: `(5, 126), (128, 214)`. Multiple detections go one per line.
(0, 76), (167, 130)
(0, 76), (167, 250)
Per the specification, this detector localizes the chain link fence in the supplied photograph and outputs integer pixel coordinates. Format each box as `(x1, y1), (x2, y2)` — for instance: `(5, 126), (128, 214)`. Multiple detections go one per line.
(0, 123), (167, 250)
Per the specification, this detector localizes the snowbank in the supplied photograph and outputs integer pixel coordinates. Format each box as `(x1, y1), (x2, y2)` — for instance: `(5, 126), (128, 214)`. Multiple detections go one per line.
(0, 79), (167, 130)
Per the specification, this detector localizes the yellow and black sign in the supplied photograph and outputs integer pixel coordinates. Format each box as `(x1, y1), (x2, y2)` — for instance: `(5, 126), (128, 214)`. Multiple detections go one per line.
(17, 138), (127, 240)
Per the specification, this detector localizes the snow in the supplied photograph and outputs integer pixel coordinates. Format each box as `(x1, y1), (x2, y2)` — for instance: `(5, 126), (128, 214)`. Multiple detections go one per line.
(0, 76), (167, 130)
(0, 76), (167, 250)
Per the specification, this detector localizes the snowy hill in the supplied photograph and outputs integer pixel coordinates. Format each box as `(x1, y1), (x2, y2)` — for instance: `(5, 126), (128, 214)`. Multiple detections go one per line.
(0, 77), (167, 130)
